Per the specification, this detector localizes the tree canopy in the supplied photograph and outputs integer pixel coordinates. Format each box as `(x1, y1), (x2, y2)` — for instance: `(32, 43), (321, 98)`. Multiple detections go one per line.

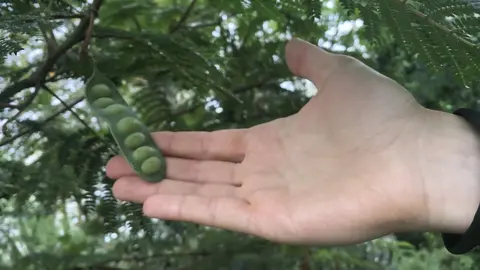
(0, 0), (479, 269)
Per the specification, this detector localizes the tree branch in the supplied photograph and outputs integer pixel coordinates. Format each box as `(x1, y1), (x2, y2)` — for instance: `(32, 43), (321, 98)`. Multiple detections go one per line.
(49, 13), (86, 20)
(0, 0), (104, 103)
(81, 3), (100, 57)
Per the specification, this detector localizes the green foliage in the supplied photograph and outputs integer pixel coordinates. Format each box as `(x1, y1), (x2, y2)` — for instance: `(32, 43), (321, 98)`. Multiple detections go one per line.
(1, 1), (479, 85)
(0, 0), (479, 269)
(343, 0), (480, 87)
(0, 0), (87, 64)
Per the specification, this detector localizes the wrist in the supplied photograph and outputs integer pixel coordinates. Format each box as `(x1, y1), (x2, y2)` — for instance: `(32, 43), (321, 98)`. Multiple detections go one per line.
(418, 108), (480, 234)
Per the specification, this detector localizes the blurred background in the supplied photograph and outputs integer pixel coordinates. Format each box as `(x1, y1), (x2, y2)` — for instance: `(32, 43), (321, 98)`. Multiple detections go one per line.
(0, 0), (479, 269)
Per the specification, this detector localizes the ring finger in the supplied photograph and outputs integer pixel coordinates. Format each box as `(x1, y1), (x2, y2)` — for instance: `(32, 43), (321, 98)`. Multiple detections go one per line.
(112, 176), (241, 203)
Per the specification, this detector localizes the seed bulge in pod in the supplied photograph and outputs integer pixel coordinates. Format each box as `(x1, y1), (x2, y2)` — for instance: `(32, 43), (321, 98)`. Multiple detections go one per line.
(124, 132), (146, 149)
(90, 84), (111, 99)
(93, 97), (115, 108)
(116, 117), (143, 134)
(141, 157), (163, 175)
(133, 146), (157, 162)
(103, 104), (126, 115)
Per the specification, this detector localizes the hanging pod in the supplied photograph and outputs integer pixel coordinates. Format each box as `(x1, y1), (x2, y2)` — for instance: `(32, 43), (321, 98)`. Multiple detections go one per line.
(84, 69), (166, 183)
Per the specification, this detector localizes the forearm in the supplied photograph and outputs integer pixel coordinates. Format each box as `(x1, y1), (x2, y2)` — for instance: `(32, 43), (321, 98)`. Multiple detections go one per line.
(419, 108), (480, 234)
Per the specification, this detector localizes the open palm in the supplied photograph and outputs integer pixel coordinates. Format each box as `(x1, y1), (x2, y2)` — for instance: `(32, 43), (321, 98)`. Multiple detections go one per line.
(106, 38), (432, 246)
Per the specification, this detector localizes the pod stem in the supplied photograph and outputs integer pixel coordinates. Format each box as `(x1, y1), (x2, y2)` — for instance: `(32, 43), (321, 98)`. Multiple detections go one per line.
(80, 54), (97, 78)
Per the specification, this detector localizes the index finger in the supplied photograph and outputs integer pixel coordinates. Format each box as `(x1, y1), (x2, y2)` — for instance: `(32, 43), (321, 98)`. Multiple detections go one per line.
(151, 129), (247, 163)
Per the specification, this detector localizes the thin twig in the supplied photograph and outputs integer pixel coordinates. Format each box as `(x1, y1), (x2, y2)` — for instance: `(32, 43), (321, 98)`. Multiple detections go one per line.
(170, 79), (278, 116)
(170, 0), (198, 33)
(0, 97), (85, 147)
(42, 85), (116, 152)
(1, 85), (41, 136)
(41, 85), (89, 130)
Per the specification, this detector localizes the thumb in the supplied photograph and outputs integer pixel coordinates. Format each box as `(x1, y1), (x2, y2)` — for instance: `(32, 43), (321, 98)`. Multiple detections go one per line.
(285, 38), (344, 88)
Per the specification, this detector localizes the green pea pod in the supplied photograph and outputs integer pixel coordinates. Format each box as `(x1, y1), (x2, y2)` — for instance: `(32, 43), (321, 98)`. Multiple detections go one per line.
(84, 69), (166, 183)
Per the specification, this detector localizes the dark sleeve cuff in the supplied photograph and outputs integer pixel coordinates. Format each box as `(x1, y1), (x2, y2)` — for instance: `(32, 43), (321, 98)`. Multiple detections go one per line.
(442, 108), (480, 254)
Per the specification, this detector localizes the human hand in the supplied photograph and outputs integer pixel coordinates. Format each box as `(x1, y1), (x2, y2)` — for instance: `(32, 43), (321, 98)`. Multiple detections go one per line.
(106, 38), (480, 246)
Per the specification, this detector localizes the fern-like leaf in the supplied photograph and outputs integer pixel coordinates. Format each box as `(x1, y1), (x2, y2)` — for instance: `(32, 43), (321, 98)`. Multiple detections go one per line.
(341, 0), (480, 87)
(0, 38), (23, 64)
(303, 0), (323, 20)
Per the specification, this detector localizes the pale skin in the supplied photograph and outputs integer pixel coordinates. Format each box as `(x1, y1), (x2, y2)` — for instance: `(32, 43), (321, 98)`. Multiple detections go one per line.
(106, 38), (480, 246)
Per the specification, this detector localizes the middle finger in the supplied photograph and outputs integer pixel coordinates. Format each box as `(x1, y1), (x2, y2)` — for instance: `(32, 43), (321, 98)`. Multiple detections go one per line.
(112, 176), (240, 203)
(106, 155), (243, 186)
